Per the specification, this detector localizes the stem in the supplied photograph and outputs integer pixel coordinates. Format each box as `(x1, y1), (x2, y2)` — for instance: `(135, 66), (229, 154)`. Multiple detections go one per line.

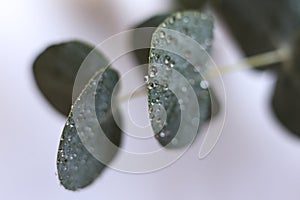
(205, 47), (290, 77)
(118, 47), (290, 102)
(117, 85), (147, 102)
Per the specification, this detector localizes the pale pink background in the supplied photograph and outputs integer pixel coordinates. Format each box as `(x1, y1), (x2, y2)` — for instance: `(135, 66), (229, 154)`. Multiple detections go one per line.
(1, 0), (300, 199)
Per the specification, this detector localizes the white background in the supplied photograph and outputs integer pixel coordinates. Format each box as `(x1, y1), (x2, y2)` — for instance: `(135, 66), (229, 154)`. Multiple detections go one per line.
(1, 0), (300, 199)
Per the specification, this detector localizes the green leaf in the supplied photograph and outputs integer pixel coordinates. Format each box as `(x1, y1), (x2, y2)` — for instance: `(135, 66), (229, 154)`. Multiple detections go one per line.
(175, 0), (208, 10)
(272, 33), (300, 138)
(211, 0), (300, 70)
(147, 11), (216, 148)
(272, 74), (300, 138)
(57, 69), (122, 191)
(33, 41), (109, 116)
(131, 14), (170, 65)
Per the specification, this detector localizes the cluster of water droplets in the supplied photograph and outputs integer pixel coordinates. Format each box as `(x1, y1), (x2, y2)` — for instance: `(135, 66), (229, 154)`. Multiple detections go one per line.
(57, 69), (121, 190)
(57, 115), (105, 190)
(147, 11), (214, 147)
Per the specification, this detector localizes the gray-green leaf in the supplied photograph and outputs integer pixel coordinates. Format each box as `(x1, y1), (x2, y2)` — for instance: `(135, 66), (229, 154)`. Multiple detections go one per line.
(33, 41), (109, 116)
(211, 0), (300, 70)
(132, 14), (170, 65)
(272, 33), (300, 138)
(147, 11), (215, 148)
(57, 69), (122, 191)
(175, 0), (208, 10)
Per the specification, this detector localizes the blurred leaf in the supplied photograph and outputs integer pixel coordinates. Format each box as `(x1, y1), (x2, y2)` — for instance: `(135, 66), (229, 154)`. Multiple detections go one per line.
(175, 0), (208, 9)
(33, 41), (109, 116)
(272, 74), (300, 138)
(57, 69), (122, 191)
(272, 32), (300, 137)
(132, 14), (170, 66)
(147, 11), (216, 148)
(212, 0), (300, 70)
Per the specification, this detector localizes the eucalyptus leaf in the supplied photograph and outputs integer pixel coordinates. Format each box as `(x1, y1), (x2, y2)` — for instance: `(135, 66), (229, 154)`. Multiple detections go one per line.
(147, 11), (215, 148)
(175, 0), (208, 10)
(272, 74), (300, 138)
(57, 69), (122, 191)
(33, 41), (109, 116)
(211, 0), (300, 70)
(272, 33), (300, 138)
(132, 14), (170, 65)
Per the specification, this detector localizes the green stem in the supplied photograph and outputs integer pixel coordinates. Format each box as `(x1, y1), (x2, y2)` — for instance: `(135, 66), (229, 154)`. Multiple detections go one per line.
(118, 47), (290, 102)
(205, 47), (290, 77)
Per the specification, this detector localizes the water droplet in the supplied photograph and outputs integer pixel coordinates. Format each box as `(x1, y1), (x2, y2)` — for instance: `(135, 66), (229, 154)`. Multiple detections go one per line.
(159, 31), (165, 38)
(181, 86), (187, 92)
(170, 61), (175, 68)
(154, 54), (160, 61)
(153, 39), (159, 47)
(182, 27), (188, 35)
(176, 13), (182, 19)
(159, 131), (166, 138)
(200, 80), (209, 89)
(166, 35), (173, 44)
(169, 16), (175, 24)
(149, 66), (157, 77)
(161, 23), (166, 28)
(200, 13), (208, 20)
(149, 113), (155, 119)
(163, 84), (169, 91)
(178, 99), (183, 104)
(156, 117), (162, 123)
(183, 17), (189, 23)
(148, 83), (154, 90)
(149, 107), (153, 113)
(66, 121), (70, 126)
(164, 55), (171, 65)
(91, 80), (97, 86)
(166, 65), (172, 71)
(144, 75), (149, 83)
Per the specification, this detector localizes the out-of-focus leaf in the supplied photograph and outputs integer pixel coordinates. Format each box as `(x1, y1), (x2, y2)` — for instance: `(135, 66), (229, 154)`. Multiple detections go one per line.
(272, 32), (300, 137)
(272, 74), (300, 138)
(57, 69), (122, 191)
(132, 14), (170, 66)
(175, 0), (208, 10)
(212, 0), (300, 70)
(33, 41), (109, 116)
(147, 11), (216, 148)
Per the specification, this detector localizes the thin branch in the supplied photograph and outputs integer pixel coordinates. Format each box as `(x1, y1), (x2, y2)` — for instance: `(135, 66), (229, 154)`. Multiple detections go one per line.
(118, 47), (290, 102)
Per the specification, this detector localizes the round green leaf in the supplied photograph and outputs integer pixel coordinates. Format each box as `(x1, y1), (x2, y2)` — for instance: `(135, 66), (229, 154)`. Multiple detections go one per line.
(175, 0), (208, 10)
(272, 74), (300, 138)
(132, 14), (170, 65)
(33, 41), (109, 116)
(57, 69), (122, 191)
(147, 11), (216, 148)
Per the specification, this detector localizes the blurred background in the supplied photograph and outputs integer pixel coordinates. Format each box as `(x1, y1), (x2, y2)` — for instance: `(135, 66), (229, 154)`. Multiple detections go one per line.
(1, 0), (300, 199)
